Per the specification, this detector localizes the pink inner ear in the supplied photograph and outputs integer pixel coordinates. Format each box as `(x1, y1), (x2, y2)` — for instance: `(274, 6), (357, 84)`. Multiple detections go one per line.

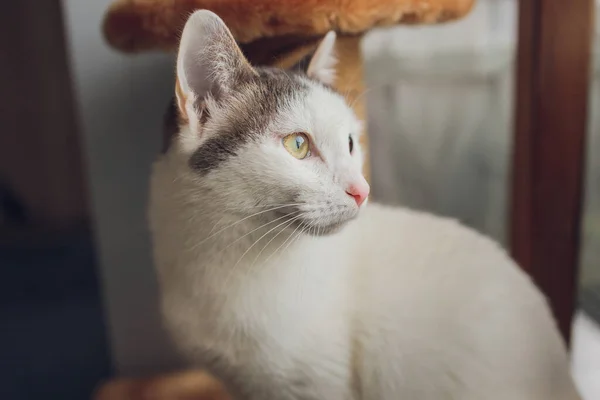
(175, 78), (188, 122)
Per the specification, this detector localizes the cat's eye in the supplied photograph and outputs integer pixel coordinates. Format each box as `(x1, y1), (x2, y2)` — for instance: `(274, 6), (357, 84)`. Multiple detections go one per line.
(349, 135), (354, 154)
(283, 133), (310, 159)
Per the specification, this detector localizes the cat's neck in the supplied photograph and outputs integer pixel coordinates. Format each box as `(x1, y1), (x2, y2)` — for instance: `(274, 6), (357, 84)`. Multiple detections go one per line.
(201, 211), (310, 265)
(152, 152), (334, 284)
(173, 195), (313, 278)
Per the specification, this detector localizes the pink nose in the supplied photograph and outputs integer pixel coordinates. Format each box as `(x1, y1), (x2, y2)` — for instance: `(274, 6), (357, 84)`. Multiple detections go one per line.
(346, 182), (370, 206)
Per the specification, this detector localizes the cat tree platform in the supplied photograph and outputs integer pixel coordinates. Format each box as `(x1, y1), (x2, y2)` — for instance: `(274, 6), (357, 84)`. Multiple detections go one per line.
(102, 0), (474, 182)
(103, 0), (475, 53)
(96, 0), (475, 399)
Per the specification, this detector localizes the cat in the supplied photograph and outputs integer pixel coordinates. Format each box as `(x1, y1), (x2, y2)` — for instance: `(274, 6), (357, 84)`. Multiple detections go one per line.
(149, 10), (582, 400)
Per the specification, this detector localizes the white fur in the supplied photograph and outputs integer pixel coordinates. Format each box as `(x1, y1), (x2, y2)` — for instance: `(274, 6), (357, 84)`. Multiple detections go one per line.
(149, 109), (580, 400)
(148, 10), (581, 400)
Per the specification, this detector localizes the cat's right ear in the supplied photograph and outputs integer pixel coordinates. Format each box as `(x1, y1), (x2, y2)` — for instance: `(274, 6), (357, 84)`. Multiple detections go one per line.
(291, 32), (337, 86)
(175, 10), (256, 122)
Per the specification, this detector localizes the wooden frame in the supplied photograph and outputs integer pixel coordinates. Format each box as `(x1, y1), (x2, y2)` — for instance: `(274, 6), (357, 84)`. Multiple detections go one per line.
(511, 0), (594, 344)
(0, 1), (89, 229)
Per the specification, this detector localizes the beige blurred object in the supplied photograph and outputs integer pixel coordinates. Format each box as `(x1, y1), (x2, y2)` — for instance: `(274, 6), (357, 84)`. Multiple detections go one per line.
(102, 0), (476, 53)
(93, 370), (231, 400)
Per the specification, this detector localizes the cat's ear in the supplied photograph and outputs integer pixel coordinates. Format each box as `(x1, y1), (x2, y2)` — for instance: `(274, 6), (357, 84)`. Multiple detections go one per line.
(293, 31), (337, 85)
(175, 10), (256, 120)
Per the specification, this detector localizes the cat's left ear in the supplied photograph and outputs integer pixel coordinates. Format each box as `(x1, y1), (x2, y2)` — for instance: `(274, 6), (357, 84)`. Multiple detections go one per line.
(175, 10), (256, 122)
(293, 31), (337, 85)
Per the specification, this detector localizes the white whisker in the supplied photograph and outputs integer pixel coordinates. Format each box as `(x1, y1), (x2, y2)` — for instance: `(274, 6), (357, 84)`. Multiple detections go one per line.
(294, 221), (313, 301)
(222, 212), (307, 288)
(192, 203), (303, 248)
(264, 218), (305, 265)
(268, 219), (306, 265)
(250, 218), (298, 270)
(218, 210), (303, 254)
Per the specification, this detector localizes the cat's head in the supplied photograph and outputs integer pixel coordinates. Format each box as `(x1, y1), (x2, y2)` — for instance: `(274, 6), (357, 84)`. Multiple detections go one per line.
(169, 10), (369, 235)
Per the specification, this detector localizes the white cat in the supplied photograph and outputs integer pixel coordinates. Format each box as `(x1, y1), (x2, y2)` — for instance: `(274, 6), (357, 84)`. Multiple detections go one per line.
(149, 10), (581, 400)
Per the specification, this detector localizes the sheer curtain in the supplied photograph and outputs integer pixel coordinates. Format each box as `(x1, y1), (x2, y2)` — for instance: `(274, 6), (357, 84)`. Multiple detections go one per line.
(362, 0), (600, 335)
(580, 2), (600, 321)
(362, 0), (516, 245)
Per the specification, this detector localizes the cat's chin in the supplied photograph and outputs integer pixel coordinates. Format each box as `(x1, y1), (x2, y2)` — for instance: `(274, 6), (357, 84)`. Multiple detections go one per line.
(309, 221), (347, 236)
(292, 214), (358, 237)
(270, 203), (360, 236)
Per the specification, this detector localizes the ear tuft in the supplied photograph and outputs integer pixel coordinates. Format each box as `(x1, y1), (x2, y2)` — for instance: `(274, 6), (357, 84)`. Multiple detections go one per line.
(306, 31), (337, 85)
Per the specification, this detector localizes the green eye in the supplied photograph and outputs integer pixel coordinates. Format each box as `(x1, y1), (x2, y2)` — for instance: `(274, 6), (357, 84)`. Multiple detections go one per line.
(283, 133), (310, 159)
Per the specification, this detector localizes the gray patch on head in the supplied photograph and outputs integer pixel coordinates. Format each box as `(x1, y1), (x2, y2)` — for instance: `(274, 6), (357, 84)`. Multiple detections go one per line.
(189, 68), (310, 174)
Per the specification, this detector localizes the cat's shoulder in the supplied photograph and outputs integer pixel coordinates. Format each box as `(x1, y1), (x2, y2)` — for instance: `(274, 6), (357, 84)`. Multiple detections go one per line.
(360, 202), (484, 237)
(355, 203), (539, 303)
(358, 202), (511, 264)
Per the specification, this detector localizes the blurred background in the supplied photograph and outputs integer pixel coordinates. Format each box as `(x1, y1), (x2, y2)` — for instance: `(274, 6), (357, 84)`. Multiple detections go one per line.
(1, 0), (599, 399)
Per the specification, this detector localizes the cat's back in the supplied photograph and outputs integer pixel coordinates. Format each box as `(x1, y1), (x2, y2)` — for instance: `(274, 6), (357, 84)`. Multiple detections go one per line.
(348, 203), (574, 399)
(351, 203), (550, 328)
(353, 203), (519, 280)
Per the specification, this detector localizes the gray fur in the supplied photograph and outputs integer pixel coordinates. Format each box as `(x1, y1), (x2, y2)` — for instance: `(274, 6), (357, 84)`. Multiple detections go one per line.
(189, 68), (311, 174)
